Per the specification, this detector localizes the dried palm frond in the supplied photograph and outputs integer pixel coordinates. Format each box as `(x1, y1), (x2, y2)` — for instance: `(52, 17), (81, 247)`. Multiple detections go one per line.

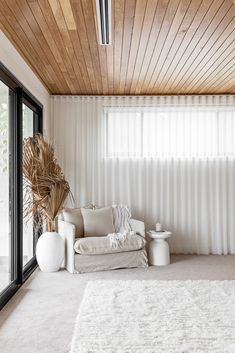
(23, 134), (72, 231)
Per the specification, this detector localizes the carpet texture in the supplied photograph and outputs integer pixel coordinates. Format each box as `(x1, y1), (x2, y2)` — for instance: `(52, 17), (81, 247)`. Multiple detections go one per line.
(1, 255), (235, 353)
(70, 280), (235, 353)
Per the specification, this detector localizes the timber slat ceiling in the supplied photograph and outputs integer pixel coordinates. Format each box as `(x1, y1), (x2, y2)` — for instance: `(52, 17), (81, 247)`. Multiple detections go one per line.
(0, 0), (234, 95)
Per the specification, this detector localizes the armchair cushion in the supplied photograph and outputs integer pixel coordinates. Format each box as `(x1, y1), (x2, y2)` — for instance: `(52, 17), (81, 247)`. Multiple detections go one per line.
(63, 208), (84, 238)
(74, 232), (145, 255)
(81, 206), (115, 237)
(63, 204), (93, 238)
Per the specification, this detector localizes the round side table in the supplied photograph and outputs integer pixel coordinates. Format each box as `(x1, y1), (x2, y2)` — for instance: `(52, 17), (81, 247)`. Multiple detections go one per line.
(147, 230), (172, 266)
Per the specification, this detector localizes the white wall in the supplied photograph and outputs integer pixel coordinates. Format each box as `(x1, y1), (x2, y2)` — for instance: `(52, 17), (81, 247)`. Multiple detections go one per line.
(0, 30), (51, 137)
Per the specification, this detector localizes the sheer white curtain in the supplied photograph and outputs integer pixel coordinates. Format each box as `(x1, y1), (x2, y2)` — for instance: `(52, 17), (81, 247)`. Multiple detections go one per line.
(51, 95), (235, 254)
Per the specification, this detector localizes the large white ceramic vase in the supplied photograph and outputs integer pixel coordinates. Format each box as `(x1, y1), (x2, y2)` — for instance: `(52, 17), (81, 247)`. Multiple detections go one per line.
(36, 232), (64, 272)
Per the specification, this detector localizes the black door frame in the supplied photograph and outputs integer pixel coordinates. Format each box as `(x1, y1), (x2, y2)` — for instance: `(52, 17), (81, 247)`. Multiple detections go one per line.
(0, 62), (43, 310)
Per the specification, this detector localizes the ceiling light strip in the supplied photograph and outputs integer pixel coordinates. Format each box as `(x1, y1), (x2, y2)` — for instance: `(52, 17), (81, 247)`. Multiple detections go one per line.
(95, 0), (112, 45)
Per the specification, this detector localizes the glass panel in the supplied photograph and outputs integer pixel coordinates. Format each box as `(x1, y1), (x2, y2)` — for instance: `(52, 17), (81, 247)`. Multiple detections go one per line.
(0, 80), (11, 292)
(106, 111), (142, 157)
(105, 107), (235, 158)
(23, 103), (34, 267)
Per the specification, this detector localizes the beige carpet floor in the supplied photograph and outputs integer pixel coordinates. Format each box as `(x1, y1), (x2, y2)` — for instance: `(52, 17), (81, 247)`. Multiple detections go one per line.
(0, 255), (235, 353)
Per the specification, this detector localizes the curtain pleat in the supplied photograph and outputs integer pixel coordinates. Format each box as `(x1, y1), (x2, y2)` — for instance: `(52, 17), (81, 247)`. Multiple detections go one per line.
(51, 95), (235, 254)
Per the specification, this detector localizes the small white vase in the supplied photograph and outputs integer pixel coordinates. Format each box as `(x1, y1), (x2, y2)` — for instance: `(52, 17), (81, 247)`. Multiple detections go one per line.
(36, 232), (64, 272)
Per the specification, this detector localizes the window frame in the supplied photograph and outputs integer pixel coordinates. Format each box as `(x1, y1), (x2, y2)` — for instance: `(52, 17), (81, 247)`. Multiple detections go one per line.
(0, 62), (43, 310)
(104, 106), (235, 159)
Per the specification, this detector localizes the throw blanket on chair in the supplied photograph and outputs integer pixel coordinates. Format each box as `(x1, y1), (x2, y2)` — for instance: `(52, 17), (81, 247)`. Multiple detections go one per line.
(107, 231), (145, 251)
(109, 206), (136, 249)
(108, 231), (135, 248)
(112, 205), (132, 234)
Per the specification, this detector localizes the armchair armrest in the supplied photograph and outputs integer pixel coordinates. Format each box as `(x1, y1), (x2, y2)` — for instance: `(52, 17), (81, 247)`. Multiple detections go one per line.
(130, 219), (145, 237)
(58, 220), (75, 273)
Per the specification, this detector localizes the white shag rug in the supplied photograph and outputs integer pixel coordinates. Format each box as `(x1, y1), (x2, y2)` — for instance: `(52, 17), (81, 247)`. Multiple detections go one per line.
(70, 280), (235, 353)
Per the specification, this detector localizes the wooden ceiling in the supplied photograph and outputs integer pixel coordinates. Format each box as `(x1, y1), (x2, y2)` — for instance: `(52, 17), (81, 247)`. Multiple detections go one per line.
(0, 0), (234, 95)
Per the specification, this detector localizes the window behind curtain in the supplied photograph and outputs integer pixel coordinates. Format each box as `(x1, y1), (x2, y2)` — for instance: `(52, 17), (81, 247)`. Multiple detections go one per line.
(105, 107), (235, 158)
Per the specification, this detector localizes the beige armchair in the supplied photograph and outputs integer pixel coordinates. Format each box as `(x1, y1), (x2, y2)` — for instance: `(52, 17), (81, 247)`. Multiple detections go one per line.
(58, 218), (148, 273)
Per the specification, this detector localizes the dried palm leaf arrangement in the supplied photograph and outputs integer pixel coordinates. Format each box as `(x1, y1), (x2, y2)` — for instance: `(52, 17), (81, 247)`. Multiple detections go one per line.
(23, 134), (72, 232)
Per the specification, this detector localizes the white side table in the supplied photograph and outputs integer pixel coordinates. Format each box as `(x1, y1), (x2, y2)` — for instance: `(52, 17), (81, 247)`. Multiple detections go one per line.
(147, 230), (172, 266)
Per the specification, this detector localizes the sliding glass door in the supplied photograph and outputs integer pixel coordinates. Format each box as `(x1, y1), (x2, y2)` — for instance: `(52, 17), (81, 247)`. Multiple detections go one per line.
(0, 80), (14, 293)
(22, 100), (42, 270)
(0, 63), (42, 309)
(22, 103), (34, 267)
